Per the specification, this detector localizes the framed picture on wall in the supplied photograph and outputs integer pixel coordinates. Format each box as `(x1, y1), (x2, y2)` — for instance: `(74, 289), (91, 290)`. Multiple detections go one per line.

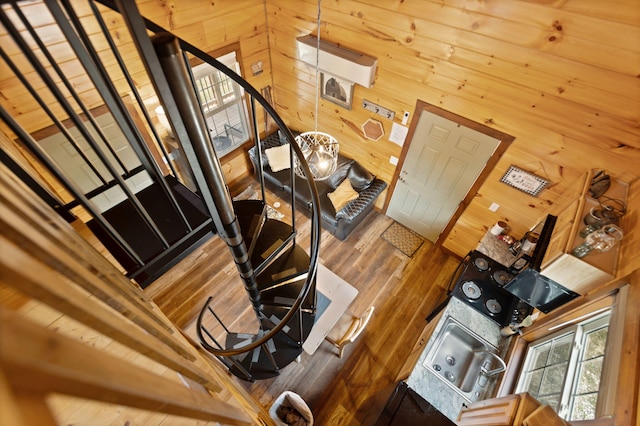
(501, 165), (550, 196)
(321, 73), (354, 110)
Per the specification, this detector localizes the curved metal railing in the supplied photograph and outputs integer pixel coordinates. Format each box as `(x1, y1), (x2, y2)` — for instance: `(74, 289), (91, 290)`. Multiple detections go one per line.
(96, 0), (323, 360)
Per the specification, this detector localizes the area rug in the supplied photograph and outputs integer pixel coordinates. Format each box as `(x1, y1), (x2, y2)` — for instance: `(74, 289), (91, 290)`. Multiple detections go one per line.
(381, 221), (425, 257)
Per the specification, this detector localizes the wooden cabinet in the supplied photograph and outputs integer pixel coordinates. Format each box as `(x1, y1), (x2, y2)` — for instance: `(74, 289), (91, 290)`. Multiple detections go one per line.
(456, 393), (541, 425)
(540, 171), (629, 295)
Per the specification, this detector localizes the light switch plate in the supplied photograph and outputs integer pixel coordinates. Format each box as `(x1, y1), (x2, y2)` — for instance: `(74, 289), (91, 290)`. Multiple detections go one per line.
(489, 202), (500, 212)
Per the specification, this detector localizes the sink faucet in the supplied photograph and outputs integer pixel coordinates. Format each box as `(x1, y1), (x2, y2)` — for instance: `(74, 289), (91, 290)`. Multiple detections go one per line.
(474, 349), (506, 377)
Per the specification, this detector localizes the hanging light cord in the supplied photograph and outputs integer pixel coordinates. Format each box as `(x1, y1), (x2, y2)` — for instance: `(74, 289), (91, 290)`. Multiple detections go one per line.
(314, 0), (321, 134)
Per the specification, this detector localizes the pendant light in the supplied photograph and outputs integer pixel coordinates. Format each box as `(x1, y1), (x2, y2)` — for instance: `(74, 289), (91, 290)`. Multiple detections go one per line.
(294, 0), (339, 181)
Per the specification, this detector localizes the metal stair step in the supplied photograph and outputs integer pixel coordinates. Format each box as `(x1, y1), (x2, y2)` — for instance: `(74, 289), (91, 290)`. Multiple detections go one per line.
(261, 304), (316, 347)
(250, 218), (295, 276)
(233, 199), (266, 258)
(224, 325), (304, 381)
(257, 244), (315, 309)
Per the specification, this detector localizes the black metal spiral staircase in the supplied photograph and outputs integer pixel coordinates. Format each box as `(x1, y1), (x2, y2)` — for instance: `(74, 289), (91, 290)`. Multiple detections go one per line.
(0, 0), (322, 381)
(197, 209), (319, 381)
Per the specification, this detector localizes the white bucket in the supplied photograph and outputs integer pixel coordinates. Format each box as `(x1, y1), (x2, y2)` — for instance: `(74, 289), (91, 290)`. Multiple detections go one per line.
(269, 391), (314, 426)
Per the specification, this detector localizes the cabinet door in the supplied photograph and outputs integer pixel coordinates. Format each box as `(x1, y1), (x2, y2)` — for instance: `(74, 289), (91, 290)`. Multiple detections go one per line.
(456, 394), (520, 425)
(457, 393), (541, 426)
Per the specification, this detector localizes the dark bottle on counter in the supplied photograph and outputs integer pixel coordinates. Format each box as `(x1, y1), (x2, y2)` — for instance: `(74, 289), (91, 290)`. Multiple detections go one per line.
(508, 231), (538, 273)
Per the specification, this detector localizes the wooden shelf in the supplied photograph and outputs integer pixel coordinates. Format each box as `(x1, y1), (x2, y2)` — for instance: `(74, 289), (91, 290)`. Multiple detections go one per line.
(541, 172), (629, 295)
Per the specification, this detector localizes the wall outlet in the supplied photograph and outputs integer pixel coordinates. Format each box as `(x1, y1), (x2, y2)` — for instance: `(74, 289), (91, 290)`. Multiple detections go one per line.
(389, 156), (399, 166)
(489, 202), (500, 212)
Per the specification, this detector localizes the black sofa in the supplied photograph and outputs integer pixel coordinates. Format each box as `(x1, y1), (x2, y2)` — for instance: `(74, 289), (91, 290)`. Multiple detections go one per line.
(248, 132), (387, 240)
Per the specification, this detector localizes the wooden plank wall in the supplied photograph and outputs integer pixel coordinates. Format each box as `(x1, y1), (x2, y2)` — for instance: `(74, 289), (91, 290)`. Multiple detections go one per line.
(1, 0), (638, 260)
(264, 0), (640, 257)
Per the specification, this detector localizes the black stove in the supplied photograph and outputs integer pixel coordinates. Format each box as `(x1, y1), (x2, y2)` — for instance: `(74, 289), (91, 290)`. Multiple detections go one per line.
(452, 250), (532, 326)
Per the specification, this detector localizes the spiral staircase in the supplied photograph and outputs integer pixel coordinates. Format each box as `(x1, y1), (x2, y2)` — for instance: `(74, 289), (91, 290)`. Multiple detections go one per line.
(0, 0), (322, 381)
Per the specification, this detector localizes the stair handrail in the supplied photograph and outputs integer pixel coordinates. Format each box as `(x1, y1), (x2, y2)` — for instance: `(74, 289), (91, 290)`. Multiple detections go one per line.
(95, 0), (322, 357)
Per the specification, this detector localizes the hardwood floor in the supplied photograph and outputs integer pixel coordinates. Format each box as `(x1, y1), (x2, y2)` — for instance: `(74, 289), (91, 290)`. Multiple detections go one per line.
(149, 176), (463, 425)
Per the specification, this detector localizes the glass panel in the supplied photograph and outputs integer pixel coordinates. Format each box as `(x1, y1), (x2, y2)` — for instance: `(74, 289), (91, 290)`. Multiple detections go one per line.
(217, 71), (236, 100)
(549, 334), (573, 364)
(196, 75), (219, 112)
(576, 357), (604, 394)
(571, 393), (598, 421)
(537, 394), (561, 411)
(210, 107), (246, 141)
(524, 369), (544, 396)
(539, 362), (568, 395)
(531, 341), (551, 369)
(584, 328), (608, 359)
(517, 310), (613, 422)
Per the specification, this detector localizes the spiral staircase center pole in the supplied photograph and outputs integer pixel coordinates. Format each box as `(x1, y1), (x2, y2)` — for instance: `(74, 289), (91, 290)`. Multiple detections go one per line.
(151, 33), (262, 315)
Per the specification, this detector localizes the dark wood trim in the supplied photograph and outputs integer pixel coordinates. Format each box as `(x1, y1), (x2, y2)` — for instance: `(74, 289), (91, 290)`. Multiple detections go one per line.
(497, 337), (528, 397)
(382, 99), (514, 246)
(29, 104), (111, 141)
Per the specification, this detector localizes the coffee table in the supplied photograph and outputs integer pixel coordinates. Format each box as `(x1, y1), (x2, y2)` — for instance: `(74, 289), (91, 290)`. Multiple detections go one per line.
(302, 264), (358, 355)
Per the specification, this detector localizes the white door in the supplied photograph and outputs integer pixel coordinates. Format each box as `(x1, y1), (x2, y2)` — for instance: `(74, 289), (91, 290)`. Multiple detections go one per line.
(387, 110), (500, 242)
(38, 113), (152, 213)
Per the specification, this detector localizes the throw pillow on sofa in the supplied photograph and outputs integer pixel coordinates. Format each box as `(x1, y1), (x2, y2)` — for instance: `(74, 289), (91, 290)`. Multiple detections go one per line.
(327, 179), (359, 211)
(265, 145), (291, 172)
(348, 162), (375, 191)
(326, 156), (354, 190)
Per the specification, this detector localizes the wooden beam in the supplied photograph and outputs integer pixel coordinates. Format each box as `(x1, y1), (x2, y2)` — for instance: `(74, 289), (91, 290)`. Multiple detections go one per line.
(0, 308), (252, 425)
(11, 391), (58, 426)
(0, 368), (28, 426)
(0, 165), (175, 339)
(0, 236), (221, 393)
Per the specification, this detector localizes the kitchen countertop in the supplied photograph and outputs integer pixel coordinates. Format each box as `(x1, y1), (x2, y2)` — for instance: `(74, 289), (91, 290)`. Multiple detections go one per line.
(406, 297), (511, 422)
(477, 231), (517, 267)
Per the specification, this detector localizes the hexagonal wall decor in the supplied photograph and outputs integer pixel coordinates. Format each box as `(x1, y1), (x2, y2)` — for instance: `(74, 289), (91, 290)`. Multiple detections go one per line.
(362, 118), (384, 141)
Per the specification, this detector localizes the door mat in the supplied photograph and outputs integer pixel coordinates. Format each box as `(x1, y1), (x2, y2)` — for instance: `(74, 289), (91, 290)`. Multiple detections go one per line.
(381, 222), (425, 257)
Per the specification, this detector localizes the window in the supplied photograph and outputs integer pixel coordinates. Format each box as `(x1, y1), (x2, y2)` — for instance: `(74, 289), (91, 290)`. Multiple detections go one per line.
(192, 51), (249, 157)
(516, 310), (611, 421)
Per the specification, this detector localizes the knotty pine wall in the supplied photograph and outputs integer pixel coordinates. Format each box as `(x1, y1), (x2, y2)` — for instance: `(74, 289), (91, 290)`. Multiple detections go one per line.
(265, 0), (640, 260)
(1, 0), (638, 263)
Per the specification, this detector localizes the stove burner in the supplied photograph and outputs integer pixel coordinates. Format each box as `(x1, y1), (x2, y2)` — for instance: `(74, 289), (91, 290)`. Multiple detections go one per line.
(485, 299), (502, 314)
(492, 270), (512, 286)
(451, 250), (519, 326)
(462, 281), (482, 300)
(473, 257), (489, 271)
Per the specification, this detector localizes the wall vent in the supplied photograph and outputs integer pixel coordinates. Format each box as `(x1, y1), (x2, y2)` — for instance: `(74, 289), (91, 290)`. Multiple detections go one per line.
(296, 35), (377, 88)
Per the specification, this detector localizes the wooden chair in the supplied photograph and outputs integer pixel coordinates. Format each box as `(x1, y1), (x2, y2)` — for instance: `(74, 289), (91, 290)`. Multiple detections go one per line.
(324, 306), (375, 358)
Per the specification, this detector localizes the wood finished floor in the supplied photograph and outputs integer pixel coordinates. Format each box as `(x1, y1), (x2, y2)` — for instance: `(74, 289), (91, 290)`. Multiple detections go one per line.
(149, 176), (462, 425)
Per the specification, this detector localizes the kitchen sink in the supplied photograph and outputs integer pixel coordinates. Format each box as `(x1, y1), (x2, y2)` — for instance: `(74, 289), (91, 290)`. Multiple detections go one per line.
(423, 316), (505, 402)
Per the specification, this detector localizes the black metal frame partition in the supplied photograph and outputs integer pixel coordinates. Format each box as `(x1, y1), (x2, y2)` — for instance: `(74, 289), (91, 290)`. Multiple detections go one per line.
(1, 0), (323, 364)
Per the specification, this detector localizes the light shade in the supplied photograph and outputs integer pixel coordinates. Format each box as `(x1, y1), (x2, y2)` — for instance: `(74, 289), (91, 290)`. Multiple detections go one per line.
(294, 131), (339, 181)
